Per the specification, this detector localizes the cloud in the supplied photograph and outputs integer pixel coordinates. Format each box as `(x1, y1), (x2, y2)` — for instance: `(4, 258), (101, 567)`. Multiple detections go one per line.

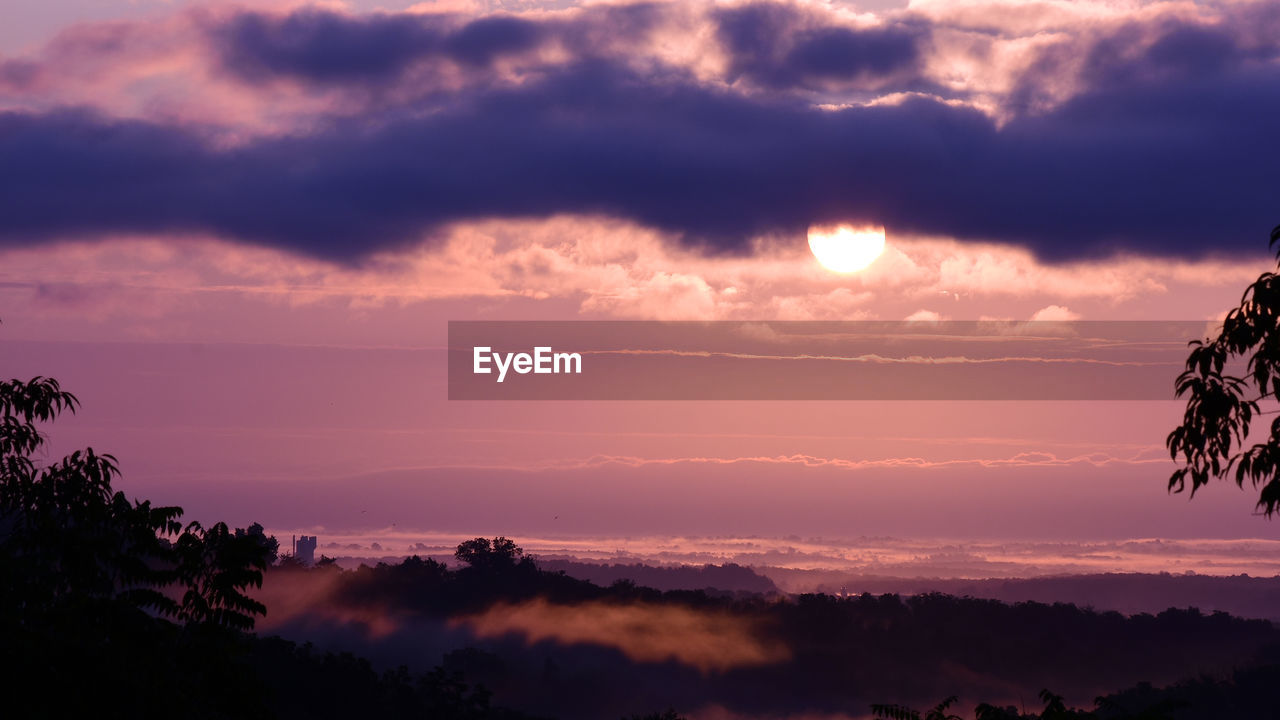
(205, 2), (688, 91)
(208, 2), (927, 93)
(211, 10), (548, 83)
(454, 598), (790, 672)
(713, 1), (928, 90)
(0, 220), (1265, 343)
(524, 449), (1166, 473)
(1029, 304), (1079, 321)
(905, 309), (944, 322)
(1, 2), (1278, 262)
(256, 567), (405, 640)
(3, 54), (1278, 262)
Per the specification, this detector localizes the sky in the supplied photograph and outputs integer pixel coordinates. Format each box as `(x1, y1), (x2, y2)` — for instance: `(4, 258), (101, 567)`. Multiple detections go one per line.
(3, 0), (1280, 574)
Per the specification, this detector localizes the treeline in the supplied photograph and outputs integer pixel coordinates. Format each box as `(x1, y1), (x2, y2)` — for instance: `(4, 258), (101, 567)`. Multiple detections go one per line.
(792, 571), (1280, 622)
(267, 550), (1280, 720)
(294, 539), (754, 616)
(872, 660), (1280, 720)
(536, 558), (779, 594)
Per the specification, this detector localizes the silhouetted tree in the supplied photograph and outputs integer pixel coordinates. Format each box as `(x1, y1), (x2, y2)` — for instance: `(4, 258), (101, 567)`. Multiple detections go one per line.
(1168, 223), (1280, 515)
(0, 373), (279, 717)
(276, 553), (308, 569)
(882, 688), (1181, 720)
(238, 521), (280, 564)
(455, 536), (533, 572)
(1093, 694), (1181, 720)
(873, 696), (963, 720)
(0, 375), (273, 631)
(621, 710), (687, 720)
(174, 520), (270, 630)
(1, 376), (181, 624)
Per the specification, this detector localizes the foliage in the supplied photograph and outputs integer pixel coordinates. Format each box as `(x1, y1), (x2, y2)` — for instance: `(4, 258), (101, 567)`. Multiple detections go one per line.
(456, 536), (535, 571)
(174, 520), (270, 629)
(246, 638), (539, 720)
(620, 711), (687, 720)
(1168, 223), (1280, 515)
(881, 688), (1179, 720)
(873, 696), (963, 720)
(973, 689), (1099, 720)
(1, 379), (167, 617)
(0, 373), (276, 717)
(0, 375), (271, 632)
(239, 521), (280, 564)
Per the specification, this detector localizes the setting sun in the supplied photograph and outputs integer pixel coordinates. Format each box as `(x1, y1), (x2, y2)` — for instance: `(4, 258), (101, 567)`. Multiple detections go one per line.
(807, 224), (886, 273)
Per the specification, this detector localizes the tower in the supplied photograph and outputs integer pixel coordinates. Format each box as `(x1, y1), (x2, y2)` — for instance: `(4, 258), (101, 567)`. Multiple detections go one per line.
(291, 534), (318, 565)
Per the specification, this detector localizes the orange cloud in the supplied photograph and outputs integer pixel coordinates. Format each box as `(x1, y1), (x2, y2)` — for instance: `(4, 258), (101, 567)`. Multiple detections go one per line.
(453, 598), (790, 673)
(0, 215), (1266, 343)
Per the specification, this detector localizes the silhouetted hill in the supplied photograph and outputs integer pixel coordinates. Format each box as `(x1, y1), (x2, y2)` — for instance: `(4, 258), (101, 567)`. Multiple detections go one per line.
(317, 556), (780, 596)
(1095, 650), (1280, 720)
(760, 570), (1280, 621)
(247, 636), (544, 720)
(535, 559), (779, 594)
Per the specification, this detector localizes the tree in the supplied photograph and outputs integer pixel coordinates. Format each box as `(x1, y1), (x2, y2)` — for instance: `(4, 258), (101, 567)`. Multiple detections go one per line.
(238, 521), (280, 565)
(872, 696), (964, 720)
(0, 376), (182, 626)
(174, 520), (270, 630)
(0, 373), (280, 717)
(0, 374), (270, 631)
(621, 711), (687, 720)
(873, 691), (1139, 720)
(455, 536), (532, 572)
(1168, 224), (1280, 516)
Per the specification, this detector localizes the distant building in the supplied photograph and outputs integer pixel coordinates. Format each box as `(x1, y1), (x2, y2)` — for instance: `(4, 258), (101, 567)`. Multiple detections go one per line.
(293, 534), (317, 565)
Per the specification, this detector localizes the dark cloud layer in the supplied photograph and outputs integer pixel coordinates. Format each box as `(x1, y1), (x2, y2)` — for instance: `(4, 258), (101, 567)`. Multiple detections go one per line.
(1009, 4), (1280, 113)
(715, 2), (926, 90)
(212, 3), (927, 93)
(2, 58), (1278, 261)
(213, 4), (675, 85)
(216, 10), (547, 82)
(1, 3), (1278, 262)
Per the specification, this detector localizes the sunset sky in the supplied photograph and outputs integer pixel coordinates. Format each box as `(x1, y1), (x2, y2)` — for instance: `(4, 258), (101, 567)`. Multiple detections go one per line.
(4, 0), (1279, 575)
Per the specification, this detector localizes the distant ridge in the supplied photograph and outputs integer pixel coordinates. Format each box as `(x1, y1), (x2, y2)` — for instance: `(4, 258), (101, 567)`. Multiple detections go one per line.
(538, 558), (780, 594)
(766, 570), (1280, 621)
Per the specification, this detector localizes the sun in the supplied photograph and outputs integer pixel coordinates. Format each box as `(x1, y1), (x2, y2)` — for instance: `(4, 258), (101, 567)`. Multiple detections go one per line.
(807, 224), (886, 273)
